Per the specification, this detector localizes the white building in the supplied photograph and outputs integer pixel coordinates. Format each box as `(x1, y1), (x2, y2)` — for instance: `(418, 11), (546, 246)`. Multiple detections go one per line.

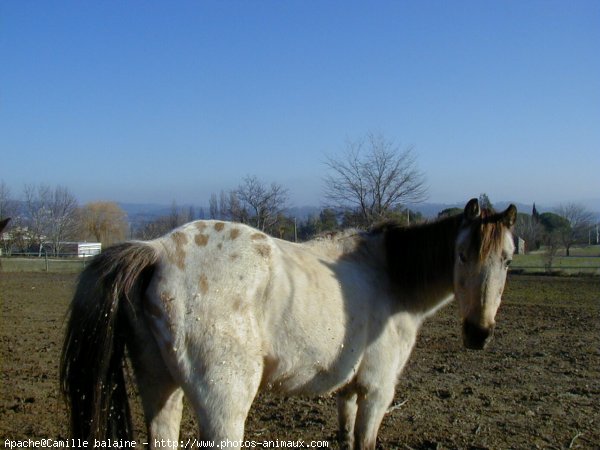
(59, 242), (102, 257)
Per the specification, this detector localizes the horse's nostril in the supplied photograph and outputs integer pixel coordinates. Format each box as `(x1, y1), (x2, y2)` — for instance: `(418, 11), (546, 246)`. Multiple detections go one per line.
(463, 320), (494, 350)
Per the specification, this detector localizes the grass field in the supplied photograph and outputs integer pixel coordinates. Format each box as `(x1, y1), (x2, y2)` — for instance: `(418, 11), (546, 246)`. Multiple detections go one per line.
(0, 257), (90, 273)
(512, 245), (600, 275)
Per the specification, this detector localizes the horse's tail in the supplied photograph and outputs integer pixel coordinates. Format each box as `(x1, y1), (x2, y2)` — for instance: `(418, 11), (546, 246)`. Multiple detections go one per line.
(60, 242), (159, 440)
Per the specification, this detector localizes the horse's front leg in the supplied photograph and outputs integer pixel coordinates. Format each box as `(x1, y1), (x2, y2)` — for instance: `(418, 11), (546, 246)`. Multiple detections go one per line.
(353, 383), (395, 450)
(337, 386), (358, 450)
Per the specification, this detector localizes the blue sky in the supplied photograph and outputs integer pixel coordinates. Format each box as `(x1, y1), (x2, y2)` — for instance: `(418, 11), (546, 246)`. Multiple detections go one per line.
(2, 1), (599, 210)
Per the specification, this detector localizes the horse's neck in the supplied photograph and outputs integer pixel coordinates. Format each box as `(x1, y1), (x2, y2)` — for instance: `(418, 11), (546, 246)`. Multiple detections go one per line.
(409, 276), (455, 316)
(383, 215), (461, 314)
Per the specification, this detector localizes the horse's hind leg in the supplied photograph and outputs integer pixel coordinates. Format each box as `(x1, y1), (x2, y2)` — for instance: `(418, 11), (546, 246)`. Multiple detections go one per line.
(180, 345), (263, 448)
(353, 384), (395, 450)
(143, 299), (263, 447)
(143, 264), (264, 448)
(132, 354), (184, 447)
(127, 318), (184, 448)
(337, 386), (358, 450)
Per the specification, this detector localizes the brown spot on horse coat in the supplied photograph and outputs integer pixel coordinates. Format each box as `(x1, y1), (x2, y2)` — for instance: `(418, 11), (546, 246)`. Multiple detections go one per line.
(172, 231), (188, 246)
(230, 228), (240, 240)
(232, 295), (246, 311)
(251, 233), (267, 240)
(171, 232), (188, 270)
(160, 291), (176, 317)
(255, 244), (271, 258)
(195, 233), (209, 247)
(198, 274), (209, 295)
(214, 222), (225, 232)
(195, 222), (207, 232)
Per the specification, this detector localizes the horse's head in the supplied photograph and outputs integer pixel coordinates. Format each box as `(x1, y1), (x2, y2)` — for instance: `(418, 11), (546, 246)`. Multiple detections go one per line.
(454, 199), (516, 350)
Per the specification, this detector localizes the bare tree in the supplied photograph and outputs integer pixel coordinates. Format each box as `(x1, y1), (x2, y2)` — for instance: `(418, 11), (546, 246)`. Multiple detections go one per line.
(478, 193), (493, 211)
(134, 217), (165, 240)
(209, 193), (219, 219)
(226, 191), (248, 223)
(235, 175), (289, 232)
(542, 232), (560, 273)
(135, 201), (194, 240)
(0, 183), (17, 256)
(78, 201), (128, 247)
(554, 203), (595, 256)
(168, 201), (192, 230)
(0, 181), (19, 221)
(47, 186), (79, 256)
(324, 133), (427, 226)
(218, 190), (228, 220)
(24, 184), (78, 256)
(514, 213), (543, 252)
(24, 184), (52, 255)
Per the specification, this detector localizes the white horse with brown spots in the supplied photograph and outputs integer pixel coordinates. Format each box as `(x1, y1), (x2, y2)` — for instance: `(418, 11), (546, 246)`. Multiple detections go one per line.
(61, 199), (516, 449)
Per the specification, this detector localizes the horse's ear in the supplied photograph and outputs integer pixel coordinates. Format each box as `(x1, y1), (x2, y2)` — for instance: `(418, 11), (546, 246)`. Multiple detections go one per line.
(502, 205), (517, 228)
(464, 198), (480, 221)
(0, 218), (9, 233)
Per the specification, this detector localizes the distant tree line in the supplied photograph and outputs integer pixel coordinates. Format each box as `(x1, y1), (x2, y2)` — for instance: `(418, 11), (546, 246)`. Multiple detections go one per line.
(0, 181), (130, 256)
(207, 175), (289, 236)
(1, 133), (597, 255)
(476, 194), (597, 256)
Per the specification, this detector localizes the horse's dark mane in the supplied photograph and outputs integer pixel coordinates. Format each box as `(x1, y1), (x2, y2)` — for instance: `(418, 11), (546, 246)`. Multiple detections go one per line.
(375, 208), (512, 295)
(374, 214), (463, 293)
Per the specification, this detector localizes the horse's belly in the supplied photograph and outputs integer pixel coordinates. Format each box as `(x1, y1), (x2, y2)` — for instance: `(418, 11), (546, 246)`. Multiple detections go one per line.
(263, 354), (361, 396)
(258, 240), (373, 395)
(261, 324), (366, 396)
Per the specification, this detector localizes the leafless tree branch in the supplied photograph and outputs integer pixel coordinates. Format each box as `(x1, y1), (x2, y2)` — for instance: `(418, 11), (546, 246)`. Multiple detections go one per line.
(324, 132), (427, 226)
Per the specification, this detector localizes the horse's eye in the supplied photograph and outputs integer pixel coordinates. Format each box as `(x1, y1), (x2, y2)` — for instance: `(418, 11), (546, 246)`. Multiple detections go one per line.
(459, 252), (467, 264)
(504, 259), (512, 268)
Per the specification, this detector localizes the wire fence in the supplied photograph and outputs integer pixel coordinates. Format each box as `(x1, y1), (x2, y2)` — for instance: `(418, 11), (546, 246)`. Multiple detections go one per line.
(510, 265), (599, 276)
(0, 254), (92, 273)
(2, 254), (599, 276)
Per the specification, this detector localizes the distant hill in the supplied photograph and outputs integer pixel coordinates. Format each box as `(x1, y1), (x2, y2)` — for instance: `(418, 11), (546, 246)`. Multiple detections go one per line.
(408, 201), (543, 218)
(118, 201), (599, 224)
(118, 203), (322, 225)
(118, 202), (179, 226)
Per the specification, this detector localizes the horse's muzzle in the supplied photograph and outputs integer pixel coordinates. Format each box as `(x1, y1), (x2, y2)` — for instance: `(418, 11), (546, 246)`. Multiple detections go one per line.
(462, 320), (494, 350)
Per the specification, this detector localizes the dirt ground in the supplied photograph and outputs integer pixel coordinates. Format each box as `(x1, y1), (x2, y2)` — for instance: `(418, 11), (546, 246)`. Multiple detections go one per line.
(1, 272), (598, 449)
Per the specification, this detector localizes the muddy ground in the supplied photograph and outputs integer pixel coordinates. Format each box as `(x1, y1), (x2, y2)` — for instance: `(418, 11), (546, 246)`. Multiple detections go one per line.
(1, 273), (598, 449)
